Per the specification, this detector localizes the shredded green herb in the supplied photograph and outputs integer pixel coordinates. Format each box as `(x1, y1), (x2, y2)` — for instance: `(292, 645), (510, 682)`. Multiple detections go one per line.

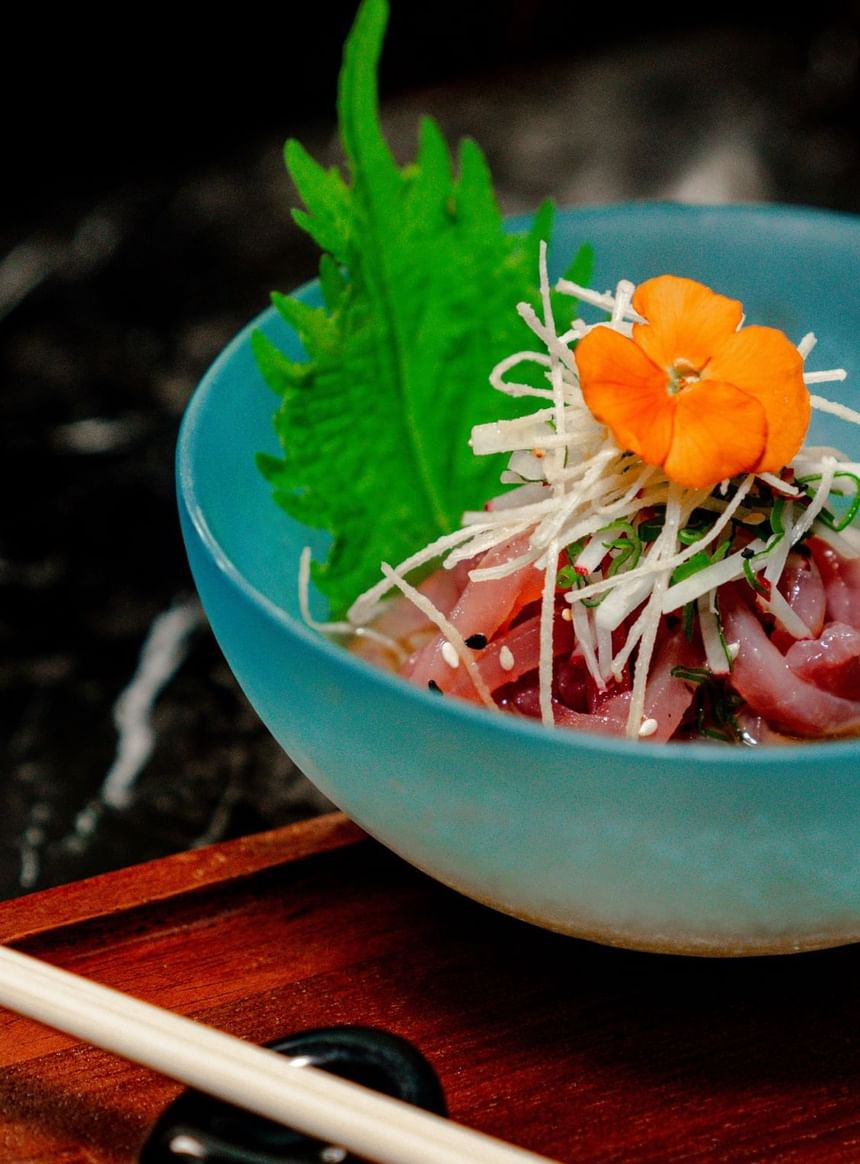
(254, 0), (591, 617)
(670, 666), (711, 685)
(603, 520), (642, 577)
(670, 539), (729, 586)
(670, 665), (745, 741)
(743, 561), (769, 597)
(798, 470), (860, 532)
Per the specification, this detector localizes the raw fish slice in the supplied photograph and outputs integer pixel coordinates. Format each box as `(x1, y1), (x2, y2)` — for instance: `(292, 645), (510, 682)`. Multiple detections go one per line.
(352, 566), (466, 669)
(786, 622), (860, 701)
(407, 532), (543, 690)
(734, 711), (798, 745)
(636, 624), (702, 742)
(771, 552), (826, 650)
(552, 695), (631, 736)
(510, 623), (697, 741)
(722, 590), (860, 738)
(442, 608), (575, 702)
(809, 539), (860, 629)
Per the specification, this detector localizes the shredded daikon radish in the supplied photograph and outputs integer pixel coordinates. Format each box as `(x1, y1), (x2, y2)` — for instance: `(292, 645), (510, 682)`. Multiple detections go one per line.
(347, 522), (497, 624)
(764, 586), (812, 640)
(698, 593), (731, 675)
(791, 456), (838, 544)
(757, 472), (801, 496)
(797, 332), (816, 359)
(539, 536), (560, 725)
(596, 576), (654, 635)
(340, 257), (858, 742)
(804, 369), (848, 384)
(572, 600), (604, 689)
(810, 394), (860, 425)
(662, 541), (766, 612)
(626, 575), (670, 736)
(470, 410), (556, 455)
(762, 501), (794, 585)
(489, 350), (556, 399)
(377, 563), (497, 709)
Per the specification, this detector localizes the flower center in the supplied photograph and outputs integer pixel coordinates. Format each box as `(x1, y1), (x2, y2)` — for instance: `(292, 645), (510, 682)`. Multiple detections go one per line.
(666, 358), (702, 396)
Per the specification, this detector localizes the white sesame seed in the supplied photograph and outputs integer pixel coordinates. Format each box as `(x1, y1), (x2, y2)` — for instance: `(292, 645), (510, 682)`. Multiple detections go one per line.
(727, 641), (740, 660)
(561, 607), (572, 621)
(499, 645), (515, 672)
(441, 641), (460, 669)
(638, 717), (658, 738)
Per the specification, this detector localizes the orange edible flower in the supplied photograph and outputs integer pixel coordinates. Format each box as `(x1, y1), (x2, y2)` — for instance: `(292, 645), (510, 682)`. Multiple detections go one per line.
(575, 275), (810, 488)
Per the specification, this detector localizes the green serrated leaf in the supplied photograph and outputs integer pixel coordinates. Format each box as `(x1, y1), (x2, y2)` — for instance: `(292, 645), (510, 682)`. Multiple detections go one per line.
(271, 292), (338, 357)
(285, 141), (352, 258)
(319, 254), (348, 314)
(251, 330), (309, 396)
(456, 138), (502, 236)
(256, 0), (582, 618)
(255, 451), (286, 482)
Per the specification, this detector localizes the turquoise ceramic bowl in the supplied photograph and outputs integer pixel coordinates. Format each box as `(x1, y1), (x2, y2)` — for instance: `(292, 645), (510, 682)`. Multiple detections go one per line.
(178, 203), (860, 956)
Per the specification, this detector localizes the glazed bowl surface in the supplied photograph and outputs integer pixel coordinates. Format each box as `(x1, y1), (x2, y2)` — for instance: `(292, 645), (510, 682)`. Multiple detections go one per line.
(178, 202), (860, 956)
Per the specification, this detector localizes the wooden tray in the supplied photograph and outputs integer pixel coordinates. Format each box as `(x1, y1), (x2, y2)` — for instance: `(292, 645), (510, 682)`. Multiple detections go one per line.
(3, 811), (860, 1163)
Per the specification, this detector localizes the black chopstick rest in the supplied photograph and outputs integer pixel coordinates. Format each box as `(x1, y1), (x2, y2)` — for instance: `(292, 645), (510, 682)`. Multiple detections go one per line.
(139, 1025), (448, 1163)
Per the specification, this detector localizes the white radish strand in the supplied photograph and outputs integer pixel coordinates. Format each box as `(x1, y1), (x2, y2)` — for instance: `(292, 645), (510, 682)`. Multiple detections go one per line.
(572, 600), (604, 690)
(810, 394), (860, 425)
(337, 260), (857, 741)
(699, 593), (731, 676)
(539, 536), (560, 725)
(378, 563), (497, 709)
(805, 369), (848, 385)
(791, 456), (838, 544)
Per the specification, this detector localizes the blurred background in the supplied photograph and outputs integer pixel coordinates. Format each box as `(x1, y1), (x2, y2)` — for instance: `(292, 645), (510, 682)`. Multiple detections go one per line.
(2, 0), (859, 897)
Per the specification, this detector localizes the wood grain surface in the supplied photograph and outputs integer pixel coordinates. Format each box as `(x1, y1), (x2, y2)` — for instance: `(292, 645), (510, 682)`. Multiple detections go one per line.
(2, 811), (860, 1163)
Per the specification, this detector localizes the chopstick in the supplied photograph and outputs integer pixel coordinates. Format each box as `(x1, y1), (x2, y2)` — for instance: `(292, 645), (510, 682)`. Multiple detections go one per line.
(0, 946), (558, 1164)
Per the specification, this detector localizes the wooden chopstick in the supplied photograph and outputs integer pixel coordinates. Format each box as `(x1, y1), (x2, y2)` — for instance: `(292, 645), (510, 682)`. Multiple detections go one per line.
(0, 946), (558, 1164)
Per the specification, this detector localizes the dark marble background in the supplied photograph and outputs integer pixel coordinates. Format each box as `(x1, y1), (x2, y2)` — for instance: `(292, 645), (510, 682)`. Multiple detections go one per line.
(3, 2), (859, 898)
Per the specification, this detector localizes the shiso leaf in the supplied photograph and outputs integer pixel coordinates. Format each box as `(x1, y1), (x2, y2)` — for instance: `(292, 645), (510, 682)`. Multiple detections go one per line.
(255, 0), (586, 618)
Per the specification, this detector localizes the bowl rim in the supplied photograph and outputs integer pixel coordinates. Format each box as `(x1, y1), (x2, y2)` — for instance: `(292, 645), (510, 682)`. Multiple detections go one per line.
(177, 199), (860, 770)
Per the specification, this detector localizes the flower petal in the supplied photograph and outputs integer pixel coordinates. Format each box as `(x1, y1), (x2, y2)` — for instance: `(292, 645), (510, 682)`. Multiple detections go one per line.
(663, 380), (767, 488)
(576, 325), (674, 466)
(705, 325), (810, 471)
(632, 275), (744, 373)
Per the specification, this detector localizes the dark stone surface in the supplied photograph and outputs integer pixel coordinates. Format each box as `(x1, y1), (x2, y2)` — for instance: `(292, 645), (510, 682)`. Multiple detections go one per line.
(2, 3), (858, 897)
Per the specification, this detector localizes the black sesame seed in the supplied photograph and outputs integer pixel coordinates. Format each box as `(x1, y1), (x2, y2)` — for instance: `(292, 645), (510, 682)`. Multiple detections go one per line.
(741, 547), (756, 559)
(465, 633), (488, 649)
(428, 680), (443, 694)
